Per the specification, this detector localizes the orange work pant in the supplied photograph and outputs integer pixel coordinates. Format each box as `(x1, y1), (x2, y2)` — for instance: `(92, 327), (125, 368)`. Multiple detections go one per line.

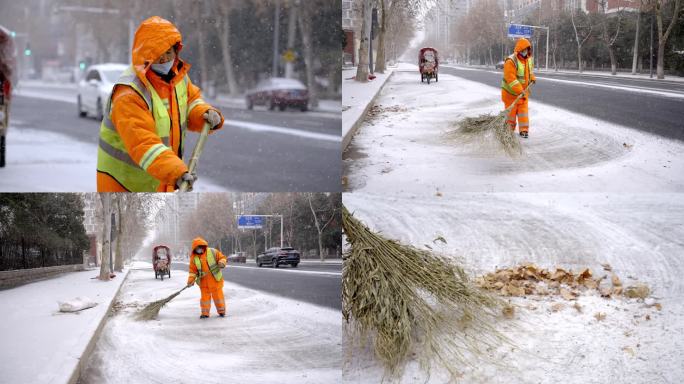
(503, 97), (530, 134)
(199, 286), (225, 316)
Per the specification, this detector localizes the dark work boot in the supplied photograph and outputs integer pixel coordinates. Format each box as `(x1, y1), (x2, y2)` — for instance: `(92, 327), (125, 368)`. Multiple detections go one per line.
(200, 315), (209, 319)
(520, 131), (528, 138)
(219, 313), (225, 317)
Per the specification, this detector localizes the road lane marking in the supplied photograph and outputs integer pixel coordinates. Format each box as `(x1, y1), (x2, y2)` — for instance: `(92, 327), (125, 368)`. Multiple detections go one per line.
(225, 119), (341, 142)
(175, 262), (342, 277)
(536, 76), (684, 99)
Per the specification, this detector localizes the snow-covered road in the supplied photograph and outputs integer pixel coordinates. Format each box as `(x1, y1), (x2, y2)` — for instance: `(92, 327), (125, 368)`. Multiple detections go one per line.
(343, 193), (684, 383)
(343, 66), (684, 195)
(81, 262), (341, 384)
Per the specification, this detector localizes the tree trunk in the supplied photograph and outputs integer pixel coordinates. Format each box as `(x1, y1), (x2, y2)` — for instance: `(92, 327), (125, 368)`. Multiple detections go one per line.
(195, 2), (209, 92)
(297, 8), (318, 107)
(375, 0), (387, 73)
(631, 10), (641, 74)
(656, 41), (666, 79)
(356, 0), (371, 82)
(218, 15), (238, 96)
(608, 45), (617, 75)
(114, 197), (124, 272)
(99, 194), (112, 281)
(285, 5), (297, 78)
(577, 46), (583, 73)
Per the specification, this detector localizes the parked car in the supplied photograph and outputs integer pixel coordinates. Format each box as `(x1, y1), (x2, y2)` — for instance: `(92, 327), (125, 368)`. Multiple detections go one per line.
(245, 77), (309, 112)
(227, 252), (247, 263)
(495, 61), (505, 69)
(257, 246), (300, 268)
(77, 63), (128, 120)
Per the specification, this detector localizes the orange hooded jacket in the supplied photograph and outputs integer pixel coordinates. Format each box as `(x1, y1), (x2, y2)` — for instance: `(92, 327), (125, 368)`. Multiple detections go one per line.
(97, 16), (225, 192)
(501, 38), (536, 104)
(187, 237), (227, 289)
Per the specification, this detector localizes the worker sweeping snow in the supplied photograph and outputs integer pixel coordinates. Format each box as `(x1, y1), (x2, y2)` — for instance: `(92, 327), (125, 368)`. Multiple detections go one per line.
(186, 237), (227, 318)
(97, 16), (224, 192)
(501, 38), (536, 139)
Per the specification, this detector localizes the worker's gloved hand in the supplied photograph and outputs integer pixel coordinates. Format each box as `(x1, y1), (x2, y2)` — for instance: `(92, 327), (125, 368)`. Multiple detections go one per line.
(203, 109), (222, 129)
(187, 280), (194, 287)
(218, 261), (226, 269)
(176, 172), (197, 191)
(531, 79), (536, 84)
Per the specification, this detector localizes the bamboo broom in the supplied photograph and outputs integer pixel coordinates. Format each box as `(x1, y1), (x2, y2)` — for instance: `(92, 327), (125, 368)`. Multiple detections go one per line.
(342, 206), (507, 377)
(136, 285), (191, 321)
(457, 83), (534, 157)
(179, 121), (212, 192)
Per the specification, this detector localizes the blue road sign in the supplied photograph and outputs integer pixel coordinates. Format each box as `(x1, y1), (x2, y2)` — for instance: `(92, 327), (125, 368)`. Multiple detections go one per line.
(508, 24), (532, 39)
(238, 215), (263, 229)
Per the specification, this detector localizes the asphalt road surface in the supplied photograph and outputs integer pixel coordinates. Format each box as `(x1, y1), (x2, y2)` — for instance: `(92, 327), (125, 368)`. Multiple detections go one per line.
(439, 65), (684, 141)
(172, 261), (341, 310)
(11, 85), (341, 191)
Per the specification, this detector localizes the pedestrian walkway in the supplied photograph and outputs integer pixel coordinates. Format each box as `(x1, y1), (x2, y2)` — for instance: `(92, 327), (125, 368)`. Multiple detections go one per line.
(0, 268), (128, 384)
(342, 64), (403, 149)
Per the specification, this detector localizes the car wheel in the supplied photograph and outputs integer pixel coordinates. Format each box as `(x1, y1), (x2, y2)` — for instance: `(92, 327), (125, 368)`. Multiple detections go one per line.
(279, 104), (286, 111)
(291, 263), (298, 268)
(160, 272), (164, 281)
(269, 98), (276, 111)
(273, 259), (278, 268)
(77, 96), (87, 117)
(300, 104), (308, 112)
(257, 262), (261, 267)
(421, 74), (424, 83)
(155, 271), (158, 279)
(435, 73), (438, 82)
(96, 98), (104, 121)
(246, 98), (253, 110)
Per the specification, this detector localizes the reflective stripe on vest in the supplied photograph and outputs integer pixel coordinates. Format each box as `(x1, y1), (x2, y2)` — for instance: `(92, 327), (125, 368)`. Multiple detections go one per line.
(97, 66), (190, 191)
(501, 54), (534, 96)
(193, 248), (223, 282)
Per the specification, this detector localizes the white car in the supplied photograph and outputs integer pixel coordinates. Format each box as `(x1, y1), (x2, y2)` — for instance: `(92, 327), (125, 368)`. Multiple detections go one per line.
(77, 63), (128, 120)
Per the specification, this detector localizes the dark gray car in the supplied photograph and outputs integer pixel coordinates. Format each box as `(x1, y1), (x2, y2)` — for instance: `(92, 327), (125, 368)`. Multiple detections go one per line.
(257, 247), (300, 268)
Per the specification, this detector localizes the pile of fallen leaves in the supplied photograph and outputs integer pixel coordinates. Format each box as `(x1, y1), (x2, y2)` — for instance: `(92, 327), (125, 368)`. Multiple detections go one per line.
(476, 264), (650, 300)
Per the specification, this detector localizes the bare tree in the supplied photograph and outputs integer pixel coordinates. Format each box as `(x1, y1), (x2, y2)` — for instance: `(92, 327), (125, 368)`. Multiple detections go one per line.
(571, 8), (594, 73)
(653, 0), (682, 79)
(297, 1), (318, 107)
(215, 1), (239, 95)
(307, 194), (338, 261)
(599, 1), (624, 75)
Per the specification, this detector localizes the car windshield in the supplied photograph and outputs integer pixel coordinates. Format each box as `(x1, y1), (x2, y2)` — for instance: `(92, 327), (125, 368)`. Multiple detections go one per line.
(101, 69), (124, 83)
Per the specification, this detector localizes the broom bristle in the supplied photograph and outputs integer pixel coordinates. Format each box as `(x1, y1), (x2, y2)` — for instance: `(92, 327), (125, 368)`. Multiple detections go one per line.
(342, 206), (507, 378)
(136, 289), (184, 321)
(455, 112), (523, 157)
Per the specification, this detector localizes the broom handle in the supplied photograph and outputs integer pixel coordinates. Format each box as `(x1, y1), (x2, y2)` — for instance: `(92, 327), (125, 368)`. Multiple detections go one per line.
(179, 121), (212, 192)
(504, 82), (534, 115)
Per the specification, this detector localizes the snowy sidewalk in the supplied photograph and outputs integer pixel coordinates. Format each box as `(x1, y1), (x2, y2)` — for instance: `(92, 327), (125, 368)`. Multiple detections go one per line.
(80, 262), (341, 384)
(342, 64), (400, 150)
(344, 192), (684, 383)
(0, 268), (129, 384)
(343, 64), (684, 195)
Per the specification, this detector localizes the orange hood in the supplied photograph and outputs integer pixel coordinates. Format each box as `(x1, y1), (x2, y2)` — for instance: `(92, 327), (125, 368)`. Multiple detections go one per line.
(131, 16), (186, 83)
(514, 38), (532, 55)
(191, 237), (209, 252)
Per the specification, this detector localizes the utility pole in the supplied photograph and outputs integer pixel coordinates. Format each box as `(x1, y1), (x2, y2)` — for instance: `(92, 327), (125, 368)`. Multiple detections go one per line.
(272, 0), (280, 77)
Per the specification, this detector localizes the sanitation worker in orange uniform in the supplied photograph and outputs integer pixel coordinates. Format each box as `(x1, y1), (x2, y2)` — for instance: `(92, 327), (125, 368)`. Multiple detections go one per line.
(96, 16), (224, 192)
(186, 237), (227, 319)
(501, 38), (536, 138)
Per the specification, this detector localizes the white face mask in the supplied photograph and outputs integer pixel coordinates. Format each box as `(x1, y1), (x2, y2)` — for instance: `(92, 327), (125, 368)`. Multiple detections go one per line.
(151, 60), (174, 75)
(520, 50), (529, 58)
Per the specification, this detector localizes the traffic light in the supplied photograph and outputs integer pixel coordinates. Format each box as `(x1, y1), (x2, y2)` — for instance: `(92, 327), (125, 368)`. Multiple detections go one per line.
(24, 43), (31, 56)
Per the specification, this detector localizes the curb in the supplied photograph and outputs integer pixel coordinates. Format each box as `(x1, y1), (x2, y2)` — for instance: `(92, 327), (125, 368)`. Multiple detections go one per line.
(67, 268), (131, 384)
(342, 71), (395, 152)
